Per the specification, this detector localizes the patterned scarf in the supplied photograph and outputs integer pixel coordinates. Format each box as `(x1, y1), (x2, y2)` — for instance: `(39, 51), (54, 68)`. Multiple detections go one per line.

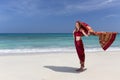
(95, 32), (117, 50)
(81, 22), (118, 51)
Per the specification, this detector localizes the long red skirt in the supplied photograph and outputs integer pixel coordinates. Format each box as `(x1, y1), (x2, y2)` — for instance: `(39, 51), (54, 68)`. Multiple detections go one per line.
(75, 40), (85, 63)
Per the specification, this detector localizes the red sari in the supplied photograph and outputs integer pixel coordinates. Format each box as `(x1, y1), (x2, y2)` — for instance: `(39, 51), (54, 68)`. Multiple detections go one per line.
(74, 31), (85, 63)
(80, 21), (117, 51)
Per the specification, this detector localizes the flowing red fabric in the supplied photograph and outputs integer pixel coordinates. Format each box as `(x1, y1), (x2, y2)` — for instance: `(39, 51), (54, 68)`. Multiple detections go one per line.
(80, 21), (117, 51)
(96, 32), (117, 50)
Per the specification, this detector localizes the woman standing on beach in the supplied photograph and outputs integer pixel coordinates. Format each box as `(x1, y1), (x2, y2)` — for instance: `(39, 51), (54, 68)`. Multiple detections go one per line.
(73, 20), (117, 71)
(73, 21), (93, 71)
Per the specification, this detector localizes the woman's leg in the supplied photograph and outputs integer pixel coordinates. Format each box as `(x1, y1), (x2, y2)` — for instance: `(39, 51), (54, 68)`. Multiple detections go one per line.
(75, 40), (85, 71)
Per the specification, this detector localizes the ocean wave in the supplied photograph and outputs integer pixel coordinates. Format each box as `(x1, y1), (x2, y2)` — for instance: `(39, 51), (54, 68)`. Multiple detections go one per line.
(0, 48), (74, 54)
(86, 47), (120, 52)
(0, 47), (120, 55)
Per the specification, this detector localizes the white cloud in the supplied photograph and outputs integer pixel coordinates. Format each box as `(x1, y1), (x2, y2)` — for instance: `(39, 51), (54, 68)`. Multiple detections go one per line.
(0, 0), (41, 17)
(64, 0), (120, 13)
(0, 0), (120, 16)
(9, 0), (40, 15)
(105, 14), (120, 18)
(101, 14), (120, 20)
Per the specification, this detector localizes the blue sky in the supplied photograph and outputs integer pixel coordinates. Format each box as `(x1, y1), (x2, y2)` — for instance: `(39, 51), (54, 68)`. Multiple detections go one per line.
(0, 0), (120, 33)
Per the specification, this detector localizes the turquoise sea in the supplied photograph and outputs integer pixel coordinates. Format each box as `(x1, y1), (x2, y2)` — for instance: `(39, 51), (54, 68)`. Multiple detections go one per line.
(0, 33), (119, 55)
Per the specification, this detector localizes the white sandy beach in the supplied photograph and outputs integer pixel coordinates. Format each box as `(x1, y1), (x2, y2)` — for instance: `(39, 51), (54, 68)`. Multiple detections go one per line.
(0, 51), (120, 80)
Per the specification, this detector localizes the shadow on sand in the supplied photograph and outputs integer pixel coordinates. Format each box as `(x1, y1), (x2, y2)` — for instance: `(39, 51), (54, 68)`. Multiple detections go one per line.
(44, 65), (87, 73)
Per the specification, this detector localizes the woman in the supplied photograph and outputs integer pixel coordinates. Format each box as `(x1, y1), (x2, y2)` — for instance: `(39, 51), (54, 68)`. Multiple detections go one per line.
(73, 21), (90, 71)
(73, 21), (117, 71)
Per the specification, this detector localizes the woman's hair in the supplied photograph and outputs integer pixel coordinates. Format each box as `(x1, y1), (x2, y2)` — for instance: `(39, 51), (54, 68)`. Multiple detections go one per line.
(75, 21), (88, 33)
(75, 21), (81, 31)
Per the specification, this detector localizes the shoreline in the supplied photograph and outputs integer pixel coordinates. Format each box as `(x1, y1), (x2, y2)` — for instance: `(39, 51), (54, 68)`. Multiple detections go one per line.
(0, 50), (119, 56)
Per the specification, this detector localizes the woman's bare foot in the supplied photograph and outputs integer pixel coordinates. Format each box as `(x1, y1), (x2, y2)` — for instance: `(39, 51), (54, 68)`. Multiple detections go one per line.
(76, 67), (84, 72)
(76, 61), (85, 72)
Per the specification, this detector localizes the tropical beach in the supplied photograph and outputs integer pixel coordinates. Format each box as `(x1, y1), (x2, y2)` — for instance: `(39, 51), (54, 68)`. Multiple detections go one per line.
(0, 0), (120, 80)
(0, 33), (120, 80)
